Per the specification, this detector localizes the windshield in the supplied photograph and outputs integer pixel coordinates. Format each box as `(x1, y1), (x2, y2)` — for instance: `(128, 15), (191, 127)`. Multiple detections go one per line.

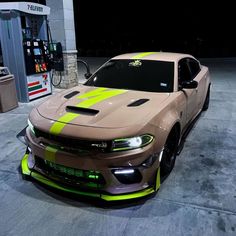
(85, 59), (174, 93)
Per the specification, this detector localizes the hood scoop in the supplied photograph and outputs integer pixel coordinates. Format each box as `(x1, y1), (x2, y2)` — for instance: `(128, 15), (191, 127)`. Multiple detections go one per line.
(66, 106), (99, 116)
(64, 91), (80, 99)
(128, 99), (149, 107)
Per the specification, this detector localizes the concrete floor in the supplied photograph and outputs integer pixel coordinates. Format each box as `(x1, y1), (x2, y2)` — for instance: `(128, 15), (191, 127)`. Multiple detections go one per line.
(0, 57), (236, 236)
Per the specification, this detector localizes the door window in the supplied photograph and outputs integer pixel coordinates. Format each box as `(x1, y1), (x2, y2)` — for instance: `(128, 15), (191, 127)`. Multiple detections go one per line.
(178, 58), (192, 85)
(188, 58), (200, 79)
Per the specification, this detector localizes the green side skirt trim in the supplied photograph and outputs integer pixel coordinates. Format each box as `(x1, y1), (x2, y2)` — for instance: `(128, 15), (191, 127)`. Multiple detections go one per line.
(21, 154), (160, 201)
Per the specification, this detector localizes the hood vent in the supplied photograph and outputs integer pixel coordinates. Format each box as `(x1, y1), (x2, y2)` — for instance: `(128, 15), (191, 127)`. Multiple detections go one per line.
(128, 99), (149, 107)
(66, 106), (99, 116)
(64, 91), (80, 99)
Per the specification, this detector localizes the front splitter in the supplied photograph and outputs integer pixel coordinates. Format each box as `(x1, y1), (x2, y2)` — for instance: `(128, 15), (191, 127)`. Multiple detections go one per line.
(21, 153), (160, 201)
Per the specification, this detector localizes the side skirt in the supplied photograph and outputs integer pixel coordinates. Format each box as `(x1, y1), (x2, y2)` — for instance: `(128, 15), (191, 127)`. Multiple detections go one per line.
(177, 112), (201, 155)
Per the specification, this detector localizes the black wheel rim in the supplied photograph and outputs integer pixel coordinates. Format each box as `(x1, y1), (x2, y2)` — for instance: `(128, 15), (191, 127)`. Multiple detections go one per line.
(163, 140), (176, 168)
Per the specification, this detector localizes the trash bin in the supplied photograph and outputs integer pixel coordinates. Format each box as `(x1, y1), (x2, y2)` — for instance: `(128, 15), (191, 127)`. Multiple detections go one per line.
(0, 67), (18, 112)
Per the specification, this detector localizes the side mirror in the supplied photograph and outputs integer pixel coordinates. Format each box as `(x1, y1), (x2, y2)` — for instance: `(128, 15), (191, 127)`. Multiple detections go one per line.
(181, 80), (198, 89)
(84, 72), (92, 79)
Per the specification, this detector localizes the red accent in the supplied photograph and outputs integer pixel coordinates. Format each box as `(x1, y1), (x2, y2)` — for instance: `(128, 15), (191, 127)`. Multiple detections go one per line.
(28, 81), (40, 87)
(29, 88), (47, 96)
(42, 64), (47, 72)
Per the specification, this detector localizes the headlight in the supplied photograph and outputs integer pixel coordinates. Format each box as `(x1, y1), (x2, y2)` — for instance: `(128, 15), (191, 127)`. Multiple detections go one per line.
(28, 119), (35, 134)
(111, 134), (154, 152)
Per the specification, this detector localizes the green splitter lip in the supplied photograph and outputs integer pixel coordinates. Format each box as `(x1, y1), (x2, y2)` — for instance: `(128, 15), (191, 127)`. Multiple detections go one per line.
(21, 154), (160, 201)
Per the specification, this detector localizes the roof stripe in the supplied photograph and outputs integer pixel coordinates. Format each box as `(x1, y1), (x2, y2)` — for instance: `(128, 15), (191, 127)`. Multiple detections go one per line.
(131, 52), (156, 59)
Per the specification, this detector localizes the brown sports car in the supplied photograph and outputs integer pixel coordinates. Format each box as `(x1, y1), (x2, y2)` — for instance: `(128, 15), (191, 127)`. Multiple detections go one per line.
(20, 52), (211, 201)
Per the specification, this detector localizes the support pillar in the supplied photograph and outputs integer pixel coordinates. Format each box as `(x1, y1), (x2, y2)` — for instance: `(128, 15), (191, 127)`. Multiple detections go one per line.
(46, 0), (78, 88)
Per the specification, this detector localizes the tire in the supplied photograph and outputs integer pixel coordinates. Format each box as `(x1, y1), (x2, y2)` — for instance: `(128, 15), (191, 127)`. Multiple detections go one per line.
(202, 87), (210, 111)
(160, 127), (179, 177)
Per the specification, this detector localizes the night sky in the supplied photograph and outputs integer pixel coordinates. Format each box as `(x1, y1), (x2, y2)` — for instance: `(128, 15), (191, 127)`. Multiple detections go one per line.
(74, 1), (236, 57)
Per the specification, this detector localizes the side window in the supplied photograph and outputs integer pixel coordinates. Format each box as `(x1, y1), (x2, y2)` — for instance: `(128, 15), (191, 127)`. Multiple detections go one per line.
(178, 59), (192, 84)
(188, 58), (200, 78)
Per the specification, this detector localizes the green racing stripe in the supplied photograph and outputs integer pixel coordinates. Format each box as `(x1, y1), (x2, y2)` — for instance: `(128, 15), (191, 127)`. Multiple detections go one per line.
(49, 88), (127, 135)
(131, 52), (156, 59)
(45, 145), (57, 162)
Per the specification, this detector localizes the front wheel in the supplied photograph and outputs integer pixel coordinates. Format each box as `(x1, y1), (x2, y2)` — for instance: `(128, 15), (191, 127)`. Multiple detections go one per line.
(160, 128), (179, 177)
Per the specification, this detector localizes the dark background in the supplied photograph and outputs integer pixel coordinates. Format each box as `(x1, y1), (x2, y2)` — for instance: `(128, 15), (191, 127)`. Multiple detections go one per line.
(2, 0), (236, 58)
(73, 1), (236, 58)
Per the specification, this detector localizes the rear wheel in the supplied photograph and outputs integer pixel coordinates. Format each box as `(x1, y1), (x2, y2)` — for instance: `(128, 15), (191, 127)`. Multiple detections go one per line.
(160, 128), (179, 177)
(202, 87), (210, 111)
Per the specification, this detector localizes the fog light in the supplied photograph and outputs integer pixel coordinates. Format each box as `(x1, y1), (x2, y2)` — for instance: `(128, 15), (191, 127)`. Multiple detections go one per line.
(112, 169), (142, 184)
(114, 169), (134, 174)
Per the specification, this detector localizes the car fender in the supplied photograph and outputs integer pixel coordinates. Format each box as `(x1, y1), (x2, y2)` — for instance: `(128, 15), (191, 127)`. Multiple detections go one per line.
(151, 109), (181, 151)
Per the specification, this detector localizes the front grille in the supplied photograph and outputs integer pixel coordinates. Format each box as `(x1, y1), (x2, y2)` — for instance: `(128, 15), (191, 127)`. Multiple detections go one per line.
(34, 127), (112, 152)
(35, 156), (106, 188)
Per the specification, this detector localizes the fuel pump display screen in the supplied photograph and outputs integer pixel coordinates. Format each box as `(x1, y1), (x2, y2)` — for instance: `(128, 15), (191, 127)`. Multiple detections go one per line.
(23, 39), (50, 76)
(33, 48), (41, 56)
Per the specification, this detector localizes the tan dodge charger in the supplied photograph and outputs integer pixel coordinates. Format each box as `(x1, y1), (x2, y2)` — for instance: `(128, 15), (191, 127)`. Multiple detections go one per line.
(19, 52), (211, 201)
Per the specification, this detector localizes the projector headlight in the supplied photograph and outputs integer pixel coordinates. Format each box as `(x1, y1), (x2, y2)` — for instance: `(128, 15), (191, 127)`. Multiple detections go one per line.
(111, 134), (154, 152)
(28, 119), (35, 134)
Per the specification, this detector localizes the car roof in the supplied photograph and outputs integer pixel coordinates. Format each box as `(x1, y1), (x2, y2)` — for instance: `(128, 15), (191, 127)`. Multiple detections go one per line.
(112, 52), (194, 62)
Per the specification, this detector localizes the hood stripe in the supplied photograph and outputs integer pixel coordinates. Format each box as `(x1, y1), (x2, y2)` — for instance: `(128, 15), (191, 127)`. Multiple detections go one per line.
(131, 52), (156, 59)
(49, 88), (127, 135)
(45, 146), (57, 162)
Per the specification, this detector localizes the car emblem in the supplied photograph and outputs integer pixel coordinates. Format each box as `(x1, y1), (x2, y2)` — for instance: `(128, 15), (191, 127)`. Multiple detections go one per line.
(91, 142), (108, 148)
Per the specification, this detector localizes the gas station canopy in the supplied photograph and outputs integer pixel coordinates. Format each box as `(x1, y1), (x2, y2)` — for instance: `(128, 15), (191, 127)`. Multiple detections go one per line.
(0, 2), (50, 15)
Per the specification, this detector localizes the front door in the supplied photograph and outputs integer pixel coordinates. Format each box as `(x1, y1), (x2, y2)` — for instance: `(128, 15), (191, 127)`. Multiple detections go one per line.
(178, 58), (198, 123)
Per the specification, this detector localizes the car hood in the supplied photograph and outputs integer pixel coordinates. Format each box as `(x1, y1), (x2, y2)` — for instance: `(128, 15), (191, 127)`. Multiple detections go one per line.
(37, 85), (170, 128)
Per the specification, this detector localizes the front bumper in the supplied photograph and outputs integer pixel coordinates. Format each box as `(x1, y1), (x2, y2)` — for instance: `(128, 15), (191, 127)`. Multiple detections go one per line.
(21, 153), (160, 201)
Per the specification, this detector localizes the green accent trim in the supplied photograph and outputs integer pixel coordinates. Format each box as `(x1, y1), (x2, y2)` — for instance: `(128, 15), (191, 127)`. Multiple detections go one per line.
(131, 52), (156, 59)
(21, 154), (157, 201)
(49, 88), (127, 135)
(28, 85), (42, 92)
(155, 167), (161, 191)
(45, 146), (57, 162)
(21, 154), (31, 175)
(88, 174), (99, 179)
(101, 188), (155, 201)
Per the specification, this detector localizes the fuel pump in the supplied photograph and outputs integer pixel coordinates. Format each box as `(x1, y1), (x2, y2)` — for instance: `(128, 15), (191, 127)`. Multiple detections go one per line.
(0, 2), (52, 102)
